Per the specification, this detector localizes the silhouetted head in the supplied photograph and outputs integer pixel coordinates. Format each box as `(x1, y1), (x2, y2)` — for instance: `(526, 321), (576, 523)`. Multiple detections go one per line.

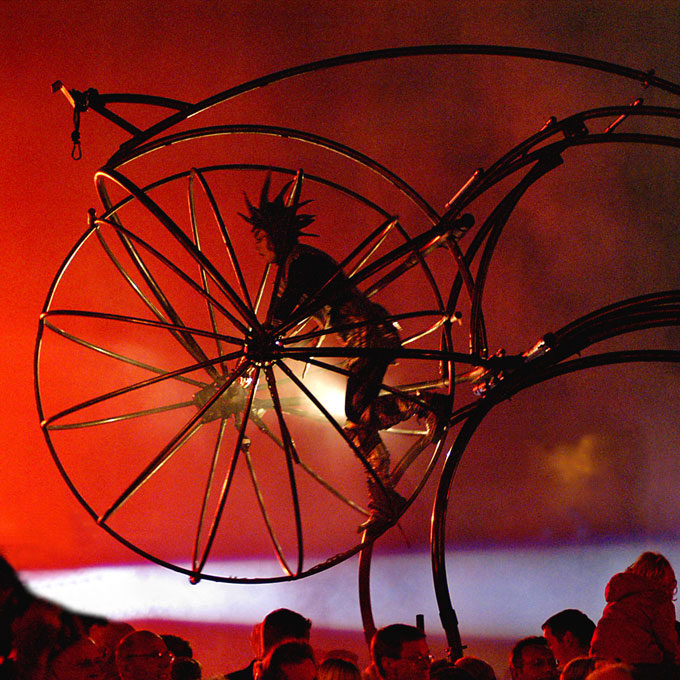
(241, 170), (315, 264)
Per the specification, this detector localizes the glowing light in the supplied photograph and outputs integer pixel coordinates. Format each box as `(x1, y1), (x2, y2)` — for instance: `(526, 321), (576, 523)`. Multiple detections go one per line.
(301, 371), (347, 420)
(21, 539), (680, 637)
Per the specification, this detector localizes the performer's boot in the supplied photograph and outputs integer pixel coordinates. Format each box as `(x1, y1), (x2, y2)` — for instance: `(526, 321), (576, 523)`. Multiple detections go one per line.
(344, 425), (406, 535)
(413, 390), (451, 439)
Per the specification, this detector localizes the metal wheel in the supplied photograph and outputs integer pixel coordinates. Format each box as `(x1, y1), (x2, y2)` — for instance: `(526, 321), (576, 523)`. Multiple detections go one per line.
(36, 158), (461, 583)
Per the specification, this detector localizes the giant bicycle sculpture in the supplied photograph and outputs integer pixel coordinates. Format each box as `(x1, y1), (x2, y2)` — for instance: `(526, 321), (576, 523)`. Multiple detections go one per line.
(37, 46), (680, 656)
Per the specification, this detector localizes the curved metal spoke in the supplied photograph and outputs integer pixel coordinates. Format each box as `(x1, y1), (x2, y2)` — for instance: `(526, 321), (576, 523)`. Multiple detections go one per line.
(250, 412), (368, 516)
(274, 360), (386, 494)
(188, 173), (230, 371)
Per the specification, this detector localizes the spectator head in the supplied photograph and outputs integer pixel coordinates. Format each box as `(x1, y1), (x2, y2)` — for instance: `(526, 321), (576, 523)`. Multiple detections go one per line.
(261, 640), (317, 680)
(318, 657), (361, 680)
(584, 663), (633, 680)
(559, 656), (599, 680)
(162, 634), (193, 658)
(626, 551), (677, 597)
(509, 637), (558, 680)
(429, 660), (475, 680)
(541, 610), (595, 668)
(115, 630), (173, 680)
(171, 657), (202, 680)
(88, 621), (135, 680)
(50, 637), (107, 680)
(370, 624), (431, 680)
(453, 656), (496, 680)
(560, 656), (600, 680)
(253, 609), (311, 658)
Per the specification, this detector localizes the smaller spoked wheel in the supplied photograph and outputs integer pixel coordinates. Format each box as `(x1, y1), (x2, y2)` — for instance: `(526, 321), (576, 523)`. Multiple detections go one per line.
(35, 165), (456, 582)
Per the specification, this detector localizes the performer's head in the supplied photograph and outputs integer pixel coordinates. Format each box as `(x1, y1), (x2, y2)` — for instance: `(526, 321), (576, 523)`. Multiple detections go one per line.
(241, 170), (315, 264)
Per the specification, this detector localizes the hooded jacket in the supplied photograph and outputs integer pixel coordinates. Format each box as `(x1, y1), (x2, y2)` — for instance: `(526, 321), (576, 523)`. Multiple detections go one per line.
(590, 570), (680, 665)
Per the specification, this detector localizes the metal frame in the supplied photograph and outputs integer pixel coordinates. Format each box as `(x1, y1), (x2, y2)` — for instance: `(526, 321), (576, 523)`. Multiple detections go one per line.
(42, 45), (680, 650)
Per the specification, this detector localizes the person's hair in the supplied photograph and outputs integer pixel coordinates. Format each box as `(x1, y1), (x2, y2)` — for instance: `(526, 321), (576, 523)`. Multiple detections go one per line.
(509, 636), (550, 669)
(318, 657), (361, 680)
(262, 609), (312, 653)
(261, 640), (316, 680)
(240, 171), (316, 260)
(584, 663), (633, 679)
(626, 551), (677, 596)
(542, 609), (596, 648)
(371, 624), (426, 676)
(429, 660), (475, 680)
(172, 657), (202, 680)
(560, 656), (599, 680)
(162, 634), (193, 658)
(453, 656), (496, 680)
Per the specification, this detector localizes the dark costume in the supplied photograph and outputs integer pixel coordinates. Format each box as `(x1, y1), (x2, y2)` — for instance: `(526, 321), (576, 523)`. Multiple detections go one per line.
(272, 244), (405, 419)
(590, 570), (680, 677)
(244, 171), (439, 530)
(271, 242), (431, 488)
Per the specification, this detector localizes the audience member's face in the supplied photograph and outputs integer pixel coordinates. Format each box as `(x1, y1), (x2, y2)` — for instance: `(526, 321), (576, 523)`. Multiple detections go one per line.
(280, 658), (318, 680)
(383, 638), (431, 680)
(511, 644), (558, 680)
(50, 638), (107, 680)
(115, 630), (173, 680)
(541, 627), (577, 668)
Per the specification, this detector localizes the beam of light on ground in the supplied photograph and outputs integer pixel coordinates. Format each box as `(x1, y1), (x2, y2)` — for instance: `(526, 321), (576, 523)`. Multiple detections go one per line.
(21, 539), (680, 638)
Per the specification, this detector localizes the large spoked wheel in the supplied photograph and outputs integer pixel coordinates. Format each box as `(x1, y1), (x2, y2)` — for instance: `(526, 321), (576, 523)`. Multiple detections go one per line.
(35, 163), (463, 583)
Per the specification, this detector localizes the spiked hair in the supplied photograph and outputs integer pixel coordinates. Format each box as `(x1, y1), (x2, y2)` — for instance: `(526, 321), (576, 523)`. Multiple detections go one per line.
(240, 170), (316, 261)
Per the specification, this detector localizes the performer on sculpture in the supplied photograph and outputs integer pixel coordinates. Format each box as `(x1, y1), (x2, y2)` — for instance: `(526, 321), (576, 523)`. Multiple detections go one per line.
(241, 170), (444, 532)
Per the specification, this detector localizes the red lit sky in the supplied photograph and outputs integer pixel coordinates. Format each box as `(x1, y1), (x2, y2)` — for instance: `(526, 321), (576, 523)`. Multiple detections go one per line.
(0, 0), (678, 624)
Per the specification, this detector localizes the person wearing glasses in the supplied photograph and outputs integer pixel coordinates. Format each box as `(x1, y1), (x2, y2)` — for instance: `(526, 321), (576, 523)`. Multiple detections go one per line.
(508, 637), (558, 680)
(367, 624), (431, 680)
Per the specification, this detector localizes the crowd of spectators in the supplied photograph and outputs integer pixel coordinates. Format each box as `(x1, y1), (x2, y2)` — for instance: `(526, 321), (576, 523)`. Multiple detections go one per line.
(1, 551), (679, 680)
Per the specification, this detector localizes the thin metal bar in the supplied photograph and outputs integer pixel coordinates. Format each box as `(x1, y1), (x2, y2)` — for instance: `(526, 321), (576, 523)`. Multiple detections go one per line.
(250, 412), (368, 516)
(188, 173), (230, 372)
(95, 227), (175, 329)
(242, 434), (294, 577)
(192, 417), (228, 574)
(264, 366), (299, 464)
(96, 215), (251, 336)
(96, 168), (259, 327)
(94, 188), (225, 381)
(190, 168), (254, 310)
(275, 360), (386, 492)
(97, 361), (250, 525)
(41, 319), (206, 388)
(42, 309), (244, 346)
(44, 400), (194, 430)
(264, 366), (304, 575)
(193, 368), (259, 578)
(279, 309), (455, 346)
(42, 349), (242, 428)
(99, 418), (204, 524)
(254, 262), (272, 316)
